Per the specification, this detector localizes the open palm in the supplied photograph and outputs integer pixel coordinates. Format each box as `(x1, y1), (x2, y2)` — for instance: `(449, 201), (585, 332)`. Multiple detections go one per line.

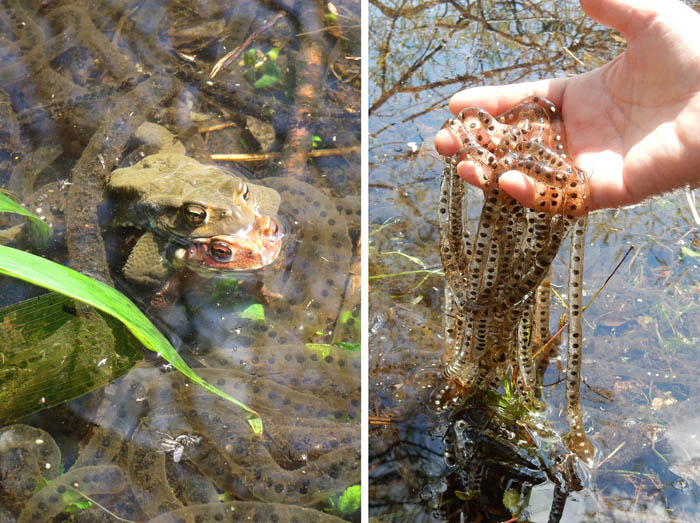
(435, 0), (700, 211)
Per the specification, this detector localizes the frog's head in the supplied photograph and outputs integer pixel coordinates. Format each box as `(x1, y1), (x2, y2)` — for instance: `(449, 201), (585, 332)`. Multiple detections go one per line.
(174, 215), (284, 273)
(108, 154), (281, 241)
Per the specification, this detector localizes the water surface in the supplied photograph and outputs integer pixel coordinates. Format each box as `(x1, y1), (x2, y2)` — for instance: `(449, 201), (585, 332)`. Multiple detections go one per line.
(369, 1), (700, 521)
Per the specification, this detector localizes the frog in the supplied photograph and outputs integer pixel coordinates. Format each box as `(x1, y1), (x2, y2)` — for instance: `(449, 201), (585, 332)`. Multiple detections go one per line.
(176, 176), (354, 338)
(107, 152), (281, 241)
(104, 123), (284, 292)
(174, 215), (283, 275)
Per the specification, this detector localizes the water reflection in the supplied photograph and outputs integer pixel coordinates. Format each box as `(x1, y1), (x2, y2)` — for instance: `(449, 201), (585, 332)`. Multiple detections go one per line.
(370, 1), (700, 521)
(0, 0), (360, 520)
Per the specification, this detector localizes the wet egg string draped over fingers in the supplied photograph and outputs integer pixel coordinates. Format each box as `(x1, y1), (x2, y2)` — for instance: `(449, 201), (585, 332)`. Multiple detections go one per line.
(436, 96), (594, 464)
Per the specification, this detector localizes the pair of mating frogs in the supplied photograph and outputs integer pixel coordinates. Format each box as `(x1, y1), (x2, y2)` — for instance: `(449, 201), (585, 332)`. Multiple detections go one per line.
(106, 122), (284, 303)
(15, 123), (352, 329)
(106, 124), (354, 340)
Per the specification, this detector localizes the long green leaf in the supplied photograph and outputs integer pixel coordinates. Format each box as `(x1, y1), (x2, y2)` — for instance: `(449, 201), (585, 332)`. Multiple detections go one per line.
(0, 193), (51, 247)
(0, 245), (263, 434)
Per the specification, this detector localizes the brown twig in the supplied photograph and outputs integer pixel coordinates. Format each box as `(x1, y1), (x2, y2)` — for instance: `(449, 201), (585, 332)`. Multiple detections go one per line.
(369, 416), (394, 425)
(198, 122), (235, 133)
(210, 145), (359, 162)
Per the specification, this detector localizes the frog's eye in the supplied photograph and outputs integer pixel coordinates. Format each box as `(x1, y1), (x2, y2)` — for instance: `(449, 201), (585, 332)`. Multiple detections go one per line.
(183, 205), (207, 226)
(266, 220), (280, 237)
(242, 185), (250, 201)
(209, 241), (233, 262)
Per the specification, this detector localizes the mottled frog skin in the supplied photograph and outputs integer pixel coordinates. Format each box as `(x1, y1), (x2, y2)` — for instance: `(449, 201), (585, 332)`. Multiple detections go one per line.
(108, 153), (281, 240)
(437, 96), (594, 464)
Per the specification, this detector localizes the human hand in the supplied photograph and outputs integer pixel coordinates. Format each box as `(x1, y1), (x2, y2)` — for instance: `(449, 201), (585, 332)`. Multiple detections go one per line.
(435, 0), (700, 211)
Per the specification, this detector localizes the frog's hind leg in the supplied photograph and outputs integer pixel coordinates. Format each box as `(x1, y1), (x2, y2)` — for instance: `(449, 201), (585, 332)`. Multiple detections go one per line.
(121, 231), (172, 287)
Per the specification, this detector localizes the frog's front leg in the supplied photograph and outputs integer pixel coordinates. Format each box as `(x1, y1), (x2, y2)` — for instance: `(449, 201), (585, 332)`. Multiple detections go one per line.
(122, 231), (172, 287)
(149, 268), (209, 309)
(121, 231), (195, 308)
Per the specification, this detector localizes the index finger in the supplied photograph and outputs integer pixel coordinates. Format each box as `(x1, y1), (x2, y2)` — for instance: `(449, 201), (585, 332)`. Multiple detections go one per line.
(448, 79), (566, 116)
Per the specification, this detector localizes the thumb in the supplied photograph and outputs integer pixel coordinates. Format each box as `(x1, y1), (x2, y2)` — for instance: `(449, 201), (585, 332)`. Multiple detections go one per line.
(579, 0), (665, 38)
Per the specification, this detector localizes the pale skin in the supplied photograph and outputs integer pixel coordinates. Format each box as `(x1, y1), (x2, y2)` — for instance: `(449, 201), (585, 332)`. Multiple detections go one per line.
(435, 0), (700, 211)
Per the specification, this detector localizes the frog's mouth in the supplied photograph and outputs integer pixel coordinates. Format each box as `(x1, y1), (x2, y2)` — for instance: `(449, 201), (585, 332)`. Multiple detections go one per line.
(174, 215), (284, 274)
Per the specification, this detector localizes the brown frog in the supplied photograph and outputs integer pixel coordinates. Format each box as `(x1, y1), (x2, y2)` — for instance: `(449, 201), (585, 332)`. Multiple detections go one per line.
(178, 176), (353, 338)
(173, 215), (282, 275)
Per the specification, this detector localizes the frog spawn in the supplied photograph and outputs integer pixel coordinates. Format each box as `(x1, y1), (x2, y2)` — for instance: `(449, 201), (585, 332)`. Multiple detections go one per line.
(436, 96), (594, 465)
(0, 341), (358, 522)
(0, 425), (126, 522)
(0, 424), (349, 523)
(123, 359), (359, 519)
(258, 178), (352, 337)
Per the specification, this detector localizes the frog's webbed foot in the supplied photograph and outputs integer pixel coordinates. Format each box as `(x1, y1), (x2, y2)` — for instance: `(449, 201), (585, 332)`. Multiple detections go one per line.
(118, 231), (190, 308)
(239, 280), (283, 304)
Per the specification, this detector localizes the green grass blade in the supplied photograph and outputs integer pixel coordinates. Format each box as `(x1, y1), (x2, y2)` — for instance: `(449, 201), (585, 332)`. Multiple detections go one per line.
(0, 193), (51, 247)
(0, 245), (263, 434)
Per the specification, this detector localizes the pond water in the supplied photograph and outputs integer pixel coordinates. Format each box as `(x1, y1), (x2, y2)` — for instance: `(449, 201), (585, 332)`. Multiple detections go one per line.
(0, 1), (360, 521)
(369, 1), (700, 521)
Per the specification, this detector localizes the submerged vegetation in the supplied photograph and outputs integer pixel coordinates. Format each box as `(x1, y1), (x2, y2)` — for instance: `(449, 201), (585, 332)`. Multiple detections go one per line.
(0, 0), (360, 521)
